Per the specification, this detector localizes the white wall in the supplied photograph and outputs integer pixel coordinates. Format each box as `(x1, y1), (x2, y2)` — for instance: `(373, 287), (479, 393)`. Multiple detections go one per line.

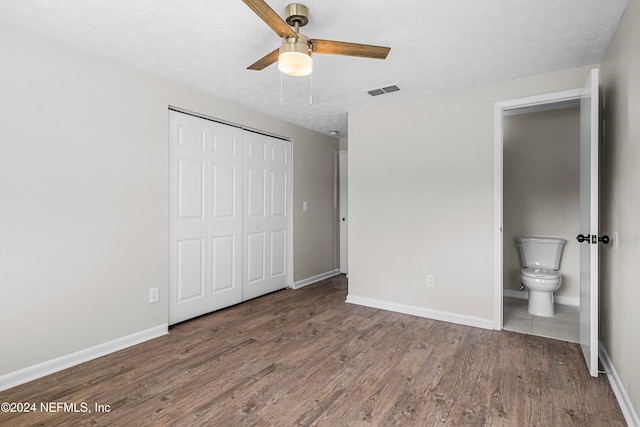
(503, 108), (580, 301)
(601, 0), (640, 419)
(348, 66), (594, 323)
(0, 23), (338, 378)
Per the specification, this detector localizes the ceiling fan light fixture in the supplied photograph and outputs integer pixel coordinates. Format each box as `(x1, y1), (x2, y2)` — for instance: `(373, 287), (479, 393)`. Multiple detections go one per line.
(278, 35), (312, 76)
(243, 2), (390, 75)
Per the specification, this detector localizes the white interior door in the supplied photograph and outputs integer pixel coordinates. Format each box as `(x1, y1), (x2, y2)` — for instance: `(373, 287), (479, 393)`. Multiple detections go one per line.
(578, 68), (600, 377)
(169, 112), (208, 324)
(242, 131), (291, 300)
(169, 111), (243, 324)
(339, 151), (348, 274)
(208, 120), (244, 311)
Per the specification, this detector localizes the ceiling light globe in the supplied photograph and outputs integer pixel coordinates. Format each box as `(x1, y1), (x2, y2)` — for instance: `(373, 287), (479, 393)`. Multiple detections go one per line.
(278, 51), (313, 77)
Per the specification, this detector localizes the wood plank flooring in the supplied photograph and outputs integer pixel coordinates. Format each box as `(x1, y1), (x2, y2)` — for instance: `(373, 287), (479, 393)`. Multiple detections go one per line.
(0, 275), (625, 426)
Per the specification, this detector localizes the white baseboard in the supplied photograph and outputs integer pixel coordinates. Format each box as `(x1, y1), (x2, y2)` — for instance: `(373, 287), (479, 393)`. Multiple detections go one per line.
(599, 342), (640, 427)
(503, 289), (579, 306)
(346, 294), (494, 330)
(293, 269), (340, 289)
(0, 324), (168, 392)
(503, 289), (528, 300)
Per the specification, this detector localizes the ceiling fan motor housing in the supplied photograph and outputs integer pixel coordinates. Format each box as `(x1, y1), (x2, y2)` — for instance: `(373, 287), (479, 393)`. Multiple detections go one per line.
(285, 3), (309, 27)
(280, 33), (311, 56)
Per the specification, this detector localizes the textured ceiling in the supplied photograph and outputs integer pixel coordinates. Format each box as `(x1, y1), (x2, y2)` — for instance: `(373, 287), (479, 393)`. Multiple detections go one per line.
(0, 0), (628, 137)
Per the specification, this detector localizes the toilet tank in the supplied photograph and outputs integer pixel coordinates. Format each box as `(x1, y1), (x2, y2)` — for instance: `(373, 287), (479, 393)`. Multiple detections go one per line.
(514, 236), (566, 269)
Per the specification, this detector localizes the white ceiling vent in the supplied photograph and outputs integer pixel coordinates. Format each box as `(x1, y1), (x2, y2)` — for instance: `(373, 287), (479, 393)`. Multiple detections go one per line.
(367, 84), (400, 96)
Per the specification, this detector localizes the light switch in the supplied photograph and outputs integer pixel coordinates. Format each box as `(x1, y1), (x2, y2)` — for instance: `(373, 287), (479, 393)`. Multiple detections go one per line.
(303, 201), (309, 212)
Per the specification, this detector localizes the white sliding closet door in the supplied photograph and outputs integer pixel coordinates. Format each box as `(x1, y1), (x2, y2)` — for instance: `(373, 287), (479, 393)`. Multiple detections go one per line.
(169, 110), (290, 325)
(243, 132), (290, 300)
(169, 112), (244, 324)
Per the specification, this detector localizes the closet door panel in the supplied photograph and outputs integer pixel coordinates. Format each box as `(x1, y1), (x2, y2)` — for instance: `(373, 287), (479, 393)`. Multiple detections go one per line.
(207, 121), (243, 312)
(270, 230), (287, 277)
(271, 170), (287, 217)
(268, 140), (290, 281)
(177, 159), (205, 221)
(211, 235), (236, 291)
(212, 164), (236, 218)
(243, 132), (290, 300)
(247, 167), (267, 218)
(176, 238), (205, 302)
(246, 232), (266, 284)
(170, 111), (243, 324)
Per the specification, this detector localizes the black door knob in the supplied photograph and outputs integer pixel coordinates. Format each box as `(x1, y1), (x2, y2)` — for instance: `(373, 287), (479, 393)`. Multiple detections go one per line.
(576, 234), (590, 243)
(577, 234), (610, 244)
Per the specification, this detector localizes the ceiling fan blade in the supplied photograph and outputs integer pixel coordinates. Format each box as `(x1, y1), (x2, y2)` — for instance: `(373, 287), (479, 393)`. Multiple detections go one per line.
(242, 0), (297, 38)
(247, 47), (279, 70)
(311, 39), (390, 60)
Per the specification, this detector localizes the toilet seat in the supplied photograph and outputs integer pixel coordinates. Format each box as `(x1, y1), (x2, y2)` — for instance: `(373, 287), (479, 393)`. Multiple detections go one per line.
(521, 267), (561, 281)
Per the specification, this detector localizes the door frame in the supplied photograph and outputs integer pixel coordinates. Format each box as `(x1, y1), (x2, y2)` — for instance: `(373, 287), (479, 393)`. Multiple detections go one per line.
(493, 88), (583, 329)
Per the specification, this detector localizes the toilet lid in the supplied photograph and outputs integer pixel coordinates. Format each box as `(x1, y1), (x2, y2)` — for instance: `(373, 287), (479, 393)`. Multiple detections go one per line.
(521, 267), (561, 280)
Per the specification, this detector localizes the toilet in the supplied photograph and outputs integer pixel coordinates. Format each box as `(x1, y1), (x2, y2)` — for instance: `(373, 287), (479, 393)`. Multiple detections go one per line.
(514, 236), (566, 317)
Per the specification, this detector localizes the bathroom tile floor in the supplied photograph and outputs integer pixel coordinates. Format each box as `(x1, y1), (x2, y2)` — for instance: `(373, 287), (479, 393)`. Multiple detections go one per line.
(503, 296), (579, 343)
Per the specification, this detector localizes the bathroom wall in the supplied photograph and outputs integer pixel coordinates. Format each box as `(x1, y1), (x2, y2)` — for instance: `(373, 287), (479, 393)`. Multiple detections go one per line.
(503, 108), (580, 301)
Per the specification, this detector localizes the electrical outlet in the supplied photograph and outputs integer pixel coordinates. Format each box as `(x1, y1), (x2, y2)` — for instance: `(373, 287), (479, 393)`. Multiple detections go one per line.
(149, 287), (160, 304)
(427, 274), (435, 288)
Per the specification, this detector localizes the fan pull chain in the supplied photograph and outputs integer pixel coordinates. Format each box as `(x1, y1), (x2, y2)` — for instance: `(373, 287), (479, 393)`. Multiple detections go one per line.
(309, 71), (313, 105)
(280, 72), (284, 106)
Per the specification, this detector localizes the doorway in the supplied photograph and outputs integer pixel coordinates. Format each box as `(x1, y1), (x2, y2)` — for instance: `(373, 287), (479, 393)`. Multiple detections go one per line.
(502, 105), (581, 342)
(493, 88), (583, 335)
(495, 69), (602, 377)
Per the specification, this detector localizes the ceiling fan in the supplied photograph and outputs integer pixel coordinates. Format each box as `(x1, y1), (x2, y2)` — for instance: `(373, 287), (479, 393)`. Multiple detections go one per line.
(242, 0), (391, 76)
